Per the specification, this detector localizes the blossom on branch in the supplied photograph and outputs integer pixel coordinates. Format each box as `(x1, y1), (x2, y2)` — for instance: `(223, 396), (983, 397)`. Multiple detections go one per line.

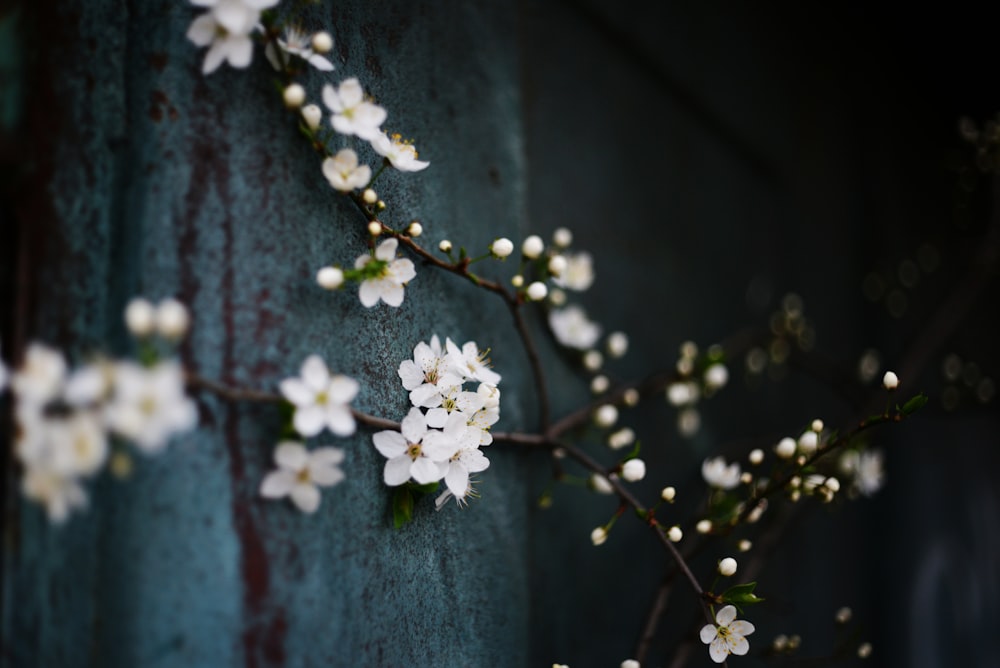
(105, 361), (198, 454)
(260, 441), (345, 513)
(702, 456), (741, 490)
(371, 132), (430, 172)
(322, 78), (387, 140)
(187, 0), (278, 74)
(355, 238), (416, 308)
(322, 149), (371, 192)
(548, 306), (601, 350)
(264, 25), (335, 72)
(700, 605), (755, 663)
(280, 355), (359, 437)
(372, 408), (458, 486)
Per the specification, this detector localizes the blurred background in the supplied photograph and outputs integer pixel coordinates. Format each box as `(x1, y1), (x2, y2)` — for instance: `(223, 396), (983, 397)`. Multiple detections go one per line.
(2, 1), (998, 666)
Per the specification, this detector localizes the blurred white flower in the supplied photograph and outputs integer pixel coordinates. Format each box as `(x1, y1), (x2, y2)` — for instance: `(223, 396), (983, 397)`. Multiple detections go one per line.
(260, 441), (345, 513)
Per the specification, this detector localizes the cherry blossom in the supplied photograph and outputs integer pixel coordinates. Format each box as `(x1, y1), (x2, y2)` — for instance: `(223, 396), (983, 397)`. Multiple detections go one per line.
(355, 238), (416, 308)
(279, 355), (358, 437)
(397, 335), (463, 408)
(702, 456), (741, 490)
(264, 25), (335, 72)
(105, 361), (197, 454)
(446, 338), (501, 386)
(187, 0), (277, 74)
(322, 78), (387, 140)
(700, 605), (755, 663)
(372, 408), (458, 486)
(370, 131), (430, 172)
(259, 441), (345, 513)
(322, 148), (371, 192)
(552, 251), (594, 291)
(548, 305), (601, 350)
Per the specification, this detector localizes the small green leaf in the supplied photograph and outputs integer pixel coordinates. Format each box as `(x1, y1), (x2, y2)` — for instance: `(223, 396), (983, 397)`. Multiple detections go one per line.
(408, 481), (440, 495)
(720, 581), (764, 612)
(392, 486), (414, 529)
(625, 440), (642, 461)
(899, 393), (929, 416)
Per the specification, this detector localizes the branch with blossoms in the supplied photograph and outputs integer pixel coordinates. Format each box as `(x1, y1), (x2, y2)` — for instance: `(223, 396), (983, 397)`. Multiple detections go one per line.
(2, 2), (949, 667)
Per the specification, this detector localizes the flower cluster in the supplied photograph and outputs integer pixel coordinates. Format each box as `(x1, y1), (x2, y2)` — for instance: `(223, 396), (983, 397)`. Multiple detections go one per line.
(373, 336), (501, 509)
(187, 0), (280, 74)
(3, 299), (198, 523)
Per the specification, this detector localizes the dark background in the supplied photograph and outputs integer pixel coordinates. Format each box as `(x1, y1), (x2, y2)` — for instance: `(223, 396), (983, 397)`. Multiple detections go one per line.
(2, 1), (998, 666)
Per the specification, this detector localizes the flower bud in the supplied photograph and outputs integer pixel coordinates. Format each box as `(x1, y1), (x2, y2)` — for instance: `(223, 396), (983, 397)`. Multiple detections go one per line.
(583, 350), (603, 371)
(283, 83), (306, 108)
(811, 418), (824, 432)
(590, 473), (614, 495)
(124, 298), (156, 337)
(407, 221), (423, 237)
(526, 281), (548, 301)
(522, 234), (544, 258)
(590, 374), (609, 394)
(882, 370), (899, 389)
(621, 458), (646, 482)
(738, 539), (752, 552)
(621, 661), (640, 668)
(548, 288), (566, 306)
(301, 103), (322, 130)
(696, 519), (712, 534)
(316, 266), (344, 290)
(439, 239), (452, 253)
(594, 404), (618, 428)
(661, 486), (676, 502)
(608, 427), (635, 450)
(774, 437), (796, 459)
(798, 430), (818, 454)
(362, 188), (378, 204)
(491, 237), (514, 258)
(511, 275), (524, 288)
(622, 388), (639, 406)
(367, 221), (382, 236)
(704, 363), (729, 389)
(718, 557), (737, 576)
(548, 254), (568, 276)
(749, 448), (764, 465)
(590, 526), (608, 546)
(311, 31), (333, 53)
(553, 227), (573, 247)
(666, 525), (682, 542)
(607, 331), (628, 358)
(156, 298), (190, 339)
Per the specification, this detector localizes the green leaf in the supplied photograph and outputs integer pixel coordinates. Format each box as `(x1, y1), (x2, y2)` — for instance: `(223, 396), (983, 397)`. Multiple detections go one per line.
(720, 581), (764, 612)
(625, 440), (642, 461)
(392, 486), (414, 529)
(899, 393), (929, 416)
(408, 481), (440, 495)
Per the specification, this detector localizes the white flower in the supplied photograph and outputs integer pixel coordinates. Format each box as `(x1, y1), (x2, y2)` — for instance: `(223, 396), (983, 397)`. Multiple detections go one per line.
(425, 385), (485, 428)
(700, 605), (755, 663)
(11, 343), (66, 407)
(840, 449), (885, 496)
(187, 0), (275, 75)
(259, 441), (345, 513)
(372, 407), (458, 486)
(590, 526), (608, 546)
(667, 381), (699, 406)
(322, 78), (387, 140)
(264, 25), (335, 72)
(48, 411), (109, 478)
(370, 131), (430, 172)
(774, 436), (796, 459)
(548, 305), (601, 350)
(355, 238), (417, 308)
(446, 338), (501, 386)
(397, 336), (463, 408)
(279, 355), (358, 437)
(322, 148), (371, 192)
(105, 360), (197, 453)
(22, 467), (87, 524)
(465, 404), (500, 446)
(702, 456), (741, 490)
(552, 252), (594, 291)
(438, 416), (490, 503)
(622, 458), (646, 482)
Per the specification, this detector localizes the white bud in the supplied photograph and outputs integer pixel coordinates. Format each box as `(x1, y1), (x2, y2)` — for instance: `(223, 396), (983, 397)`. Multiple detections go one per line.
(660, 486), (676, 502)
(155, 298), (190, 339)
(666, 525), (682, 542)
(316, 266), (344, 290)
(590, 527), (608, 546)
(825, 477), (841, 493)
(526, 281), (548, 301)
(857, 642), (872, 659)
(311, 31), (333, 53)
(583, 350), (603, 371)
(738, 539), (752, 552)
(548, 288), (566, 306)
(704, 363), (729, 389)
(590, 374), (610, 394)
(718, 557), (738, 576)
(548, 254), (568, 276)
(608, 427), (635, 450)
(749, 448), (764, 465)
(362, 188), (378, 204)
(607, 331), (628, 358)
(300, 103), (322, 130)
(553, 227), (573, 247)
(621, 458), (646, 482)
(811, 418), (824, 432)
(740, 471), (753, 484)
(594, 404), (618, 428)
(511, 274), (524, 288)
(695, 519), (712, 534)
(282, 83), (306, 108)
(835, 606), (852, 624)
(522, 234), (544, 258)
(124, 298), (156, 337)
(775, 437), (796, 459)
(367, 221), (383, 236)
(491, 237), (514, 258)
(882, 371), (899, 389)
(407, 222), (423, 237)
(621, 660), (640, 668)
(590, 473), (614, 495)
(622, 388), (640, 406)
(439, 239), (452, 253)
(798, 430), (818, 454)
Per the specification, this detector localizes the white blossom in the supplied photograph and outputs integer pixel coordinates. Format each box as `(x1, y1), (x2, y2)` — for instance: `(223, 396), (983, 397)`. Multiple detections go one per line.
(397, 335), (462, 408)
(264, 25), (335, 72)
(552, 252), (594, 291)
(105, 360), (197, 453)
(279, 355), (358, 437)
(22, 467), (87, 524)
(355, 238), (417, 308)
(446, 338), (501, 386)
(700, 605), (755, 663)
(372, 407), (457, 486)
(322, 78), (387, 140)
(438, 414), (491, 503)
(840, 449), (885, 496)
(301, 104), (322, 130)
(259, 441), (345, 513)
(622, 458), (646, 482)
(322, 148), (371, 192)
(11, 343), (66, 407)
(704, 363), (729, 390)
(187, 0), (277, 74)
(548, 305), (601, 350)
(590, 526), (608, 546)
(702, 456), (741, 490)
(370, 132), (430, 172)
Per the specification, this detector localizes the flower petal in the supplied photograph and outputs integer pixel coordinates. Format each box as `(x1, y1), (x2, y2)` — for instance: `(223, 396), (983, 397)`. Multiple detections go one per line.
(708, 638), (729, 663)
(715, 605), (737, 626)
(373, 431), (406, 458)
(383, 455), (412, 486)
(325, 405), (356, 437)
(260, 470), (295, 498)
(700, 624), (718, 644)
(300, 355), (330, 392)
(444, 465), (468, 498)
(727, 635), (750, 656)
(293, 405), (325, 437)
(375, 238), (398, 261)
(274, 441), (308, 470)
(410, 456), (444, 484)
(728, 620), (755, 637)
(279, 378), (313, 405)
(290, 483), (321, 513)
(327, 375), (359, 403)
